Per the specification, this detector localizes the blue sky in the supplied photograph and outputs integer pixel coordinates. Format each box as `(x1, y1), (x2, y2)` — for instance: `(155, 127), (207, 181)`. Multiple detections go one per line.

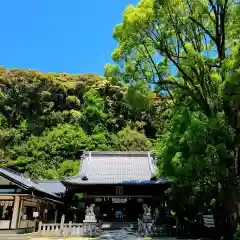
(0, 0), (138, 76)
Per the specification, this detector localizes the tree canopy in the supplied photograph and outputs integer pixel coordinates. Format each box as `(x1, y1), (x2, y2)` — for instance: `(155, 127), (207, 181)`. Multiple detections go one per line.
(108, 0), (240, 237)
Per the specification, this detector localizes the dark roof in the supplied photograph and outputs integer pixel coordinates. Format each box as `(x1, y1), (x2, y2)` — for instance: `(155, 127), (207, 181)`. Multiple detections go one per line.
(0, 167), (62, 199)
(63, 151), (165, 185)
(120, 179), (169, 184)
(33, 180), (66, 195)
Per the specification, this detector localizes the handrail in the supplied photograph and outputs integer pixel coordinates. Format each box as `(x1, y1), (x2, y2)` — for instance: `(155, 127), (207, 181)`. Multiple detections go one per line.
(38, 221), (99, 237)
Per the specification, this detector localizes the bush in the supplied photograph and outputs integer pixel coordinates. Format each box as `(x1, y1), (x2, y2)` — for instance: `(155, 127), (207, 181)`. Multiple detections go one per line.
(234, 224), (240, 240)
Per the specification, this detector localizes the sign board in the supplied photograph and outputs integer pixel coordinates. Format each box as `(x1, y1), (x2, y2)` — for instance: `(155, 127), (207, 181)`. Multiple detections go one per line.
(33, 212), (39, 218)
(116, 186), (123, 196)
(112, 198), (127, 203)
(0, 201), (13, 206)
(203, 215), (215, 228)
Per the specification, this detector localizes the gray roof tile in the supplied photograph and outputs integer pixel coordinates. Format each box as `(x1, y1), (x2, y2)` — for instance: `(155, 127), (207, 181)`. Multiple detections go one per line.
(33, 180), (66, 195)
(63, 151), (158, 184)
(0, 167), (34, 188)
(0, 167), (60, 198)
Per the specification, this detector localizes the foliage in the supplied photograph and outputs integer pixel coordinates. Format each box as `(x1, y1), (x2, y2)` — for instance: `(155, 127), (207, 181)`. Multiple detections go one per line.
(8, 124), (89, 178)
(234, 225), (240, 240)
(0, 68), (159, 178)
(111, 126), (153, 151)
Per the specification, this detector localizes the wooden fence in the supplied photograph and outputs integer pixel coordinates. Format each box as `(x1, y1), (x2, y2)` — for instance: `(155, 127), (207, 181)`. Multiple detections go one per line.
(38, 215), (99, 237)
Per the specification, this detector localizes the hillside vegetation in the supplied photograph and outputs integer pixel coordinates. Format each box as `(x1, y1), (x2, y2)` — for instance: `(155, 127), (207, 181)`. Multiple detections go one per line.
(0, 68), (166, 179)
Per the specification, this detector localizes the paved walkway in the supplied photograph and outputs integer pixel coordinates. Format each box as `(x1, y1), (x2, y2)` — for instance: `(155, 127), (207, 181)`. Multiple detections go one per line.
(0, 229), (179, 239)
(100, 229), (142, 239)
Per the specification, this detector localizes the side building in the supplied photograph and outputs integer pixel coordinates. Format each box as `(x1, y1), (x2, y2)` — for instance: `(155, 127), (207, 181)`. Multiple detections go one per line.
(0, 167), (65, 232)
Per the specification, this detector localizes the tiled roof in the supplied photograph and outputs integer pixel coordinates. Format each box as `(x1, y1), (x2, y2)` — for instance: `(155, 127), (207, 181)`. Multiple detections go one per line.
(63, 151), (161, 185)
(0, 167), (34, 189)
(0, 167), (61, 199)
(33, 180), (66, 195)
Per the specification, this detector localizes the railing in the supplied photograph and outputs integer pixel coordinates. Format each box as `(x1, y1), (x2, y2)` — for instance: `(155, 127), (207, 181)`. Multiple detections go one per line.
(38, 219), (99, 237)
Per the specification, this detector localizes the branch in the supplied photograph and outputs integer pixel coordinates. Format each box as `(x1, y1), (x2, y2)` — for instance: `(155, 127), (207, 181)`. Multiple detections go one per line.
(209, 0), (219, 29)
(141, 41), (174, 100)
(189, 17), (217, 43)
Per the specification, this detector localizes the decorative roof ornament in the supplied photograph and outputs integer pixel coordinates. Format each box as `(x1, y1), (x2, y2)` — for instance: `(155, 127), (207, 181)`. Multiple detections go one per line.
(81, 175), (88, 181)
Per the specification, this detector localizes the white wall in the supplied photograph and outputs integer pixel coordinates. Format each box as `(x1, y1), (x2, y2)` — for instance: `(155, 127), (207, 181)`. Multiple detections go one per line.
(0, 176), (11, 185)
(0, 196), (14, 229)
(0, 220), (10, 229)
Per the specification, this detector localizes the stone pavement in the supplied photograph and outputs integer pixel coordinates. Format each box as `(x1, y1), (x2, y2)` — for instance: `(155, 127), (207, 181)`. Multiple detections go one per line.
(99, 229), (177, 239)
(0, 228), (197, 239)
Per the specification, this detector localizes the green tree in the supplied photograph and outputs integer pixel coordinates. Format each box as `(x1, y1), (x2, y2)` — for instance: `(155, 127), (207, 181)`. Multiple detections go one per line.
(111, 126), (153, 151)
(108, 0), (237, 116)
(82, 89), (107, 133)
(110, 0), (240, 237)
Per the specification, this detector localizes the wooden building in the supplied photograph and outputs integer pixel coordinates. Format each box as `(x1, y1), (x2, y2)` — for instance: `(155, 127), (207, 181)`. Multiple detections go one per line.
(0, 167), (65, 232)
(62, 151), (170, 222)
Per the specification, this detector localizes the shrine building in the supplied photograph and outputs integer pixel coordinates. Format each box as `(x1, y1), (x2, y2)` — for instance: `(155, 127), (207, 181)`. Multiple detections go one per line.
(0, 167), (66, 232)
(62, 151), (169, 222)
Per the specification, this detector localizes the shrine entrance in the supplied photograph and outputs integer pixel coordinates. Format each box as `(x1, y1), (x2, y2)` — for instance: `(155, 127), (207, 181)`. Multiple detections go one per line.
(85, 196), (152, 222)
(62, 151), (170, 225)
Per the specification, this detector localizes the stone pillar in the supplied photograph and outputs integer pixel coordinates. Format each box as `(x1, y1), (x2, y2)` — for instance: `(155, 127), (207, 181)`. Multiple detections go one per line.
(60, 214), (65, 235)
(11, 196), (20, 229)
(38, 221), (42, 233)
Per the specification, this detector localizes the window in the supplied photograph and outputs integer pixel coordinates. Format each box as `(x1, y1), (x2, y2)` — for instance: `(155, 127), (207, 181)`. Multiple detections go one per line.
(0, 201), (13, 220)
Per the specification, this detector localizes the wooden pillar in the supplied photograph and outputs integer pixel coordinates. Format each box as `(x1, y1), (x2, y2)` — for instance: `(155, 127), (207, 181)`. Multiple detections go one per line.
(17, 197), (23, 228)
(54, 208), (58, 223)
(176, 216), (179, 237)
(11, 196), (20, 229)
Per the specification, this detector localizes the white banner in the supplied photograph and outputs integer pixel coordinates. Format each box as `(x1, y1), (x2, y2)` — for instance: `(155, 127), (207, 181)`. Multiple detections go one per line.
(112, 198), (127, 203)
(0, 201), (13, 206)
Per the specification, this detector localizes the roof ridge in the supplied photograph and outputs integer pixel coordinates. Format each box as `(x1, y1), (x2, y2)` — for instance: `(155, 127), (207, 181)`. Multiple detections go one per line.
(33, 180), (61, 182)
(84, 151), (151, 155)
(1, 167), (24, 177)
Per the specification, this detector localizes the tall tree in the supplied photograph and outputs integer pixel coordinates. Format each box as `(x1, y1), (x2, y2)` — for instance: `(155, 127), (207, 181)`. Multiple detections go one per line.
(109, 0), (240, 237)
